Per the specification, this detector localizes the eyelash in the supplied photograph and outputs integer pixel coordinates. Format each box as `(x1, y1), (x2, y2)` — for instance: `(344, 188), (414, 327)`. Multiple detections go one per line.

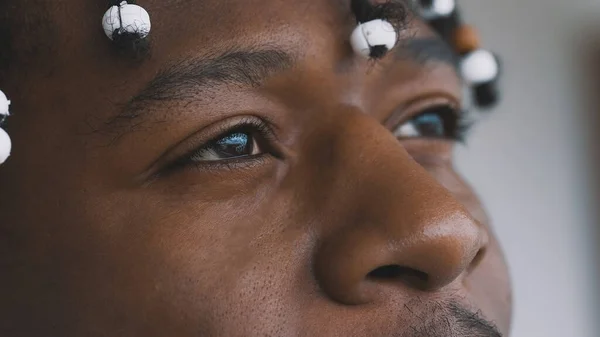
(393, 105), (473, 143)
(169, 105), (472, 172)
(169, 117), (278, 171)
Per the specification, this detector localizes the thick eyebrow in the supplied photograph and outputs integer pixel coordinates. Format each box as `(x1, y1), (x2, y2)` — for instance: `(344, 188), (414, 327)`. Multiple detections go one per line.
(98, 47), (294, 139)
(100, 38), (456, 140)
(119, 38), (455, 115)
(129, 38), (455, 112)
(396, 37), (459, 70)
(125, 48), (294, 114)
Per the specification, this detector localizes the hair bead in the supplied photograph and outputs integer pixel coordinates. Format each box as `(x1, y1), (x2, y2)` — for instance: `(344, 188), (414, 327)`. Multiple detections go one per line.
(417, 0), (502, 109)
(0, 89), (11, 165)
(0, 90), (9, 120)
(473, 81), (499, 108)
(453, 25), (480, 55)
(350, 0), (401, 59)
(350, 19), (398, 59)
(419, 0), (456, 20)
(102, 1), (151, 42)
(0, 128), (11, 165)
(460, 49), (499, 85)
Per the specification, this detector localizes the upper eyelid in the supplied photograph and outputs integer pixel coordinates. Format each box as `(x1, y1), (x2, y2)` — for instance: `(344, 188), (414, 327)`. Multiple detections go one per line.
(178, 117), (272, 156)
(137, 115), (272, 178)
(103, 49), (296, 140)
(386, 98), (466, 135)
(383, 94), (461, 129)
(382, 50), (464, 125)
(394, 105), (473, 142)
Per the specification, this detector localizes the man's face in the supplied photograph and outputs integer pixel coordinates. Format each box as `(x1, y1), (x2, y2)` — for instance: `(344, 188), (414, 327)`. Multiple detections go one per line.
(0, 0), (511, 336)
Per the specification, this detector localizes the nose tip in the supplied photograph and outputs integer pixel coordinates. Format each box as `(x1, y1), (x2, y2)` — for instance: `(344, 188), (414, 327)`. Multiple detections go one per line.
(391, 211), (488, 290)
(306, 111), (489, 305)
(315, 209), (487, 305)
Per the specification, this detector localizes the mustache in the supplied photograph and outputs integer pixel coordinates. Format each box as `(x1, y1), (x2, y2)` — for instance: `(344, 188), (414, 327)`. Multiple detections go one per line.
(397, 301), (502, 337)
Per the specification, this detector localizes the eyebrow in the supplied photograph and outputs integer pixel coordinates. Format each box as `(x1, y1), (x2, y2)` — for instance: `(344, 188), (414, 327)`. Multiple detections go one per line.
(124, 47), (294, 114)
(97, 47), (294, 138)
(104, 37), (458, 138)
(396, 37), (459, 70)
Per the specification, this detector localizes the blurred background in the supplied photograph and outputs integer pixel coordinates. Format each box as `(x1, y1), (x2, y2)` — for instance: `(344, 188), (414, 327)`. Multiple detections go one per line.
(455, 0), (600, 336)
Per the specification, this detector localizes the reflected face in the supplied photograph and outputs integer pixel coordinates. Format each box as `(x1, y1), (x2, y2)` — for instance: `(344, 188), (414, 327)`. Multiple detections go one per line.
(0, 0), (511, 336)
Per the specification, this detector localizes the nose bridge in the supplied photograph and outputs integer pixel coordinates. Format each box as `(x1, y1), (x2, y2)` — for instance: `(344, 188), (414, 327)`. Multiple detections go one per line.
(310, 110), (486, 304)
(314, 109), (463, 224)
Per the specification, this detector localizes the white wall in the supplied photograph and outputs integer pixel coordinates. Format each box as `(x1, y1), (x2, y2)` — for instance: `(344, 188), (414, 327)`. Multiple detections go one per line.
(455, 1), (600, 336)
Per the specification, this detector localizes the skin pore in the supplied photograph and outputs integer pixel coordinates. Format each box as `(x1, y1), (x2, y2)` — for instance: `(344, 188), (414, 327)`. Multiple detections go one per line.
(0, 0), (512, 336)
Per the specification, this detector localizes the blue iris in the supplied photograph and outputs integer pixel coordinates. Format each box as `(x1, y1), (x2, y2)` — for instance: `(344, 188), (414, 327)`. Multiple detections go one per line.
(215, 132), (250, 156)
(413, 113), (444, 137)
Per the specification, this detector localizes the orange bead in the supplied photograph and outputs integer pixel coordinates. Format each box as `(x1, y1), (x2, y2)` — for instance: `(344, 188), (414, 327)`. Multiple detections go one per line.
(453, 25), (480, 55)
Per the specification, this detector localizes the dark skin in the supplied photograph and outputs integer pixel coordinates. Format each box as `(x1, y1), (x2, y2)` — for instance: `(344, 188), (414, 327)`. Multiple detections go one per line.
(0, 0), (512, 336)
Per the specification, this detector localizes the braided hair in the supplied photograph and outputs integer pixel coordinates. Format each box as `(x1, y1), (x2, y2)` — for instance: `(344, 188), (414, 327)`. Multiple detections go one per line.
(348, 0), (501, 109)
(415, 0), (502, 109)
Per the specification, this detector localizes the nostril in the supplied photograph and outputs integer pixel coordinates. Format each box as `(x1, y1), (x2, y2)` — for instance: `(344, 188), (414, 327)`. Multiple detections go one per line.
(368, 265), (406, 279)
(467, 247), (487, 273)
(367, 265), (429, 290)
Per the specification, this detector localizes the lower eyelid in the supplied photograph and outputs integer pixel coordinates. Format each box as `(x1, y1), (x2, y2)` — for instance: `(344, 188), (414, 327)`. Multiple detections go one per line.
(188, 154), (271, 173)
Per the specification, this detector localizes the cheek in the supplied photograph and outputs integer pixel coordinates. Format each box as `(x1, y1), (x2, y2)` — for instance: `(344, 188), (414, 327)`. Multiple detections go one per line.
(82, 184), (316, 336)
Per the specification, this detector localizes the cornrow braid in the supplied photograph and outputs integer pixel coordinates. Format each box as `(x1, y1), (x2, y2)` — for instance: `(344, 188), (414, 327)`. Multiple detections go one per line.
(350, 0), (410, 29)
(416, 0), (502, 109)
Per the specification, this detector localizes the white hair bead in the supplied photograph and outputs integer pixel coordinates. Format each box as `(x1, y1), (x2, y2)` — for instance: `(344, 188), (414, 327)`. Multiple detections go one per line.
(102, 1), (151, 41)
(460, 49), (499, 85)
(0, 127), (11, 165)
(420, 0), (456, 20)
(350, 19), (398, 58)
(0, 90), (10, 117)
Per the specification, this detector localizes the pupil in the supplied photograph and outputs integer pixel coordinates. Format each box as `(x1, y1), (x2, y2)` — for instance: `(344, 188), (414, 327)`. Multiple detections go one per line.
(214, 132), (251, 158)
(413, 113), (445, 137)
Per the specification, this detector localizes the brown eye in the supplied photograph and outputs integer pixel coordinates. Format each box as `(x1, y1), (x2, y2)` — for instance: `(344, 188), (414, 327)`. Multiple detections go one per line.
(393, 105), (468, 141)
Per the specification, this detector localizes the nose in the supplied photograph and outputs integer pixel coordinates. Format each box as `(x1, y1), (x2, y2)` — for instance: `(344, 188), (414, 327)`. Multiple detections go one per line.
(311, 112), (488, 305)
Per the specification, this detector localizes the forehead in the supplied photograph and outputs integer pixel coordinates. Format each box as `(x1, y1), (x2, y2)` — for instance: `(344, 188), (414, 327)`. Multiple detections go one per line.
(143, 0), (353, 69)
(60, 0), (352, 45)
(10, 1), (346, 119)
(36, 0), (366, 91)
(13, 0), (353, 79)
(23, 0), (419, 111)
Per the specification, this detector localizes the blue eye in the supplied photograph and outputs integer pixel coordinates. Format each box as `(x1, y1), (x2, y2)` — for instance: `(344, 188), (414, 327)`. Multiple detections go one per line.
(216, 133), (251, 154)
(394, 105), (469, 141)
(412, 113), (445, 137)
(190, 131), (259, 162)
(164, 117), (280, 174)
